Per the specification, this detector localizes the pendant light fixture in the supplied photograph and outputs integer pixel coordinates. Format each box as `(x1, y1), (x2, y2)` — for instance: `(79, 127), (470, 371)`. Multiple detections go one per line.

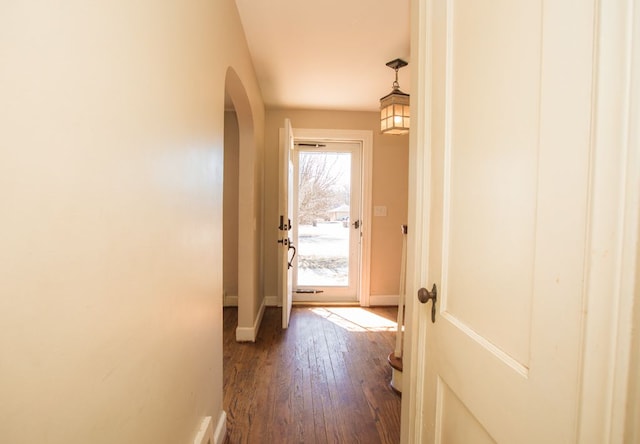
(380, 58), (410, 135)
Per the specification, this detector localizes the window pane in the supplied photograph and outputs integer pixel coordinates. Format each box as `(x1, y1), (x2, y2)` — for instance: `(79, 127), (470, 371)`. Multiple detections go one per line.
(297, 151), (351, 286)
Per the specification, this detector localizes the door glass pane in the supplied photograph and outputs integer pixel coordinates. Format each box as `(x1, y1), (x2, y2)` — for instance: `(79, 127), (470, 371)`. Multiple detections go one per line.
(297, 151), (351, 286)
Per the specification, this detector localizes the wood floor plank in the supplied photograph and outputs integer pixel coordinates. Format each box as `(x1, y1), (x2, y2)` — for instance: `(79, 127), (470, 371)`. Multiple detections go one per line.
(321, 313), (381, 444)
(223, 306), (401, 444)
(292, 317), (320, 443)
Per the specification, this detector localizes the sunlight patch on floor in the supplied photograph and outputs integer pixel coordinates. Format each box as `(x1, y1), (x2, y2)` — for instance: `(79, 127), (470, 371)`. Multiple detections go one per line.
(310, 307), (398, 332)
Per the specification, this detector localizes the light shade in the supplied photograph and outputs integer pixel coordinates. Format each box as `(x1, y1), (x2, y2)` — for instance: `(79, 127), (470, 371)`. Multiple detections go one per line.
(380, 58), (410, 135)
(380, 89), (410, 135)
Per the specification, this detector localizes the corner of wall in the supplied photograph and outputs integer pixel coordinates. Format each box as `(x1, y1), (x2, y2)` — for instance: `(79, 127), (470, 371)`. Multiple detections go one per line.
(235, 297), (266, 342)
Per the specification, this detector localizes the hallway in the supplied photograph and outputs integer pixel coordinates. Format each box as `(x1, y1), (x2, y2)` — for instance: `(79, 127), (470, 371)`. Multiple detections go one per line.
(223, 306), (401, 443)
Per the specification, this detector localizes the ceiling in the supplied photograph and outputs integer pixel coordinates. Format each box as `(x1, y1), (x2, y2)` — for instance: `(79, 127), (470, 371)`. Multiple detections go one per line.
(233, 0), (411, 112)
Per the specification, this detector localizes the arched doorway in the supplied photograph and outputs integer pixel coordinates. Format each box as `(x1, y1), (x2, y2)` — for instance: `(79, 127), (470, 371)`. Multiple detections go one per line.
(223, 67), (258, 341)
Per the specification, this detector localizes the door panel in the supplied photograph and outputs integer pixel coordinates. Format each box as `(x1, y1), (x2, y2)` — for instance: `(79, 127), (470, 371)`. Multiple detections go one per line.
(278, 118), (294, 328)
(413, 0), (595, 442)
(445, 0), (540, 368)
(439, 380), (495, 444)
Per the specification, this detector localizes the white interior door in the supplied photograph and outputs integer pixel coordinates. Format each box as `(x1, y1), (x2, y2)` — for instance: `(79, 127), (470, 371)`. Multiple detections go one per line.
(278, 118), (294, 328)
(406, 0), (596, 442)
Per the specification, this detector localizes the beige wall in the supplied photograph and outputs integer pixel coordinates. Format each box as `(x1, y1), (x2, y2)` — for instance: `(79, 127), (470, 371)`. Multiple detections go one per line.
(0, 1), (264, 443)
(224, 111), (240, 301)
(264, 109), (409, 301)
(627, 218), (640, 442)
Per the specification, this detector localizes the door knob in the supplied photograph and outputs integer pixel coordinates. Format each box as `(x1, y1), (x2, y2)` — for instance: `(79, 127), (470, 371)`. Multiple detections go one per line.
(418, 284), (437, 323)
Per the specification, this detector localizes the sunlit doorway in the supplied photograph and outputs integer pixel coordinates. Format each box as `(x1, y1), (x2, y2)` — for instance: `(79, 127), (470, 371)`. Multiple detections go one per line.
(292, 141), (362, 302)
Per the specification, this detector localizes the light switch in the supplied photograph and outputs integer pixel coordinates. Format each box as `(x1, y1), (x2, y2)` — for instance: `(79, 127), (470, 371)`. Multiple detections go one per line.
(374, 206), (388, 217)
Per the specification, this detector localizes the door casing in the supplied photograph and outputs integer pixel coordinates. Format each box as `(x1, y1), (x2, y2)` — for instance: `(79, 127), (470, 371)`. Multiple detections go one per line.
(282, 128), (373, 307)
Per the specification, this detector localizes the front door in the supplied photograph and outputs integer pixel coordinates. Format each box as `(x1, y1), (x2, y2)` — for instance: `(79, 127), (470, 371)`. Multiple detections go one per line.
(278, 118), (294, 329)
(292, 141), (362, 303)
(406, 0), (596, 442)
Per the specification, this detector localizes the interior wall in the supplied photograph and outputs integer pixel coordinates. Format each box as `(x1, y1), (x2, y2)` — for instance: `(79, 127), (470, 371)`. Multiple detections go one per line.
(627, 218), (640, 442)
(226, 67), (265, 336)
(224, 111), (240, 302)
(264, 109), (409, 302)
(0, 1), (264, 443)
(624, 6), (640, 439)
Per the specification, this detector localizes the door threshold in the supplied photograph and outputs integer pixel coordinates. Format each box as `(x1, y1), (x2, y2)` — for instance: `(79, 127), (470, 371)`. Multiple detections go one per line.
(293, 301), (360, 307)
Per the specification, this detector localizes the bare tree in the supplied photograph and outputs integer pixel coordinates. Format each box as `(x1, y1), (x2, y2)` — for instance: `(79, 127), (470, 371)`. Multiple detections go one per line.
(297, 153), (344, 224)
(338, 184), (351, 206)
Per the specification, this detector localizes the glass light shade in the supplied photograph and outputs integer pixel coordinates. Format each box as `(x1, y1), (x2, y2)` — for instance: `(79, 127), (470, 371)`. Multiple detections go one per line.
(380, 90), (410, 135)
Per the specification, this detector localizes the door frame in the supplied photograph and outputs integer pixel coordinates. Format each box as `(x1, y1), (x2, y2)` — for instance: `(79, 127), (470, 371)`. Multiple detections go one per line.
(400, 0), (640, 442)
(286, 128), (373, 307)
(291, 141), (363, 303)
(577, 0), (640, 440)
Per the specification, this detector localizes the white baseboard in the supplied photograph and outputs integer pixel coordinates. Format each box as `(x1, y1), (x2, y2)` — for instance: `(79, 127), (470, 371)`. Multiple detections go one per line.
(265, 295), (279, 306)
(369, 294), (400, 306)
(235, 326), (254, 342)
(194, 416), (214, 444)
(228, 295), (275, 307)
(223, 294), (238, 307)
(213, 411), (227, 444)
(235, 298), (266, 342)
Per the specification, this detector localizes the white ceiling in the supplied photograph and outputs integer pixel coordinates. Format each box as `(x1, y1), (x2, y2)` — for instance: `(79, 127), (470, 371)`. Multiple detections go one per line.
(233, 0), (411, 112)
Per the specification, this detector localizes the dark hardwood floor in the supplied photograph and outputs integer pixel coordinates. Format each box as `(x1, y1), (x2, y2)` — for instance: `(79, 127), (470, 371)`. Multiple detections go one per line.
(223, 306), (401, 444)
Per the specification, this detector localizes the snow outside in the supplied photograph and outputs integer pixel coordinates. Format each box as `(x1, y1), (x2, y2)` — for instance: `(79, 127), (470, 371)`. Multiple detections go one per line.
(296, 150), (352, 287)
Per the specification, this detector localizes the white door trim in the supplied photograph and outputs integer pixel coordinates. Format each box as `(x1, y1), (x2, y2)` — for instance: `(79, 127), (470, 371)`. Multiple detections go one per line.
(400, 0), (433, 441)
(578, 0), (640, 441)
(291, 128), (373, 307)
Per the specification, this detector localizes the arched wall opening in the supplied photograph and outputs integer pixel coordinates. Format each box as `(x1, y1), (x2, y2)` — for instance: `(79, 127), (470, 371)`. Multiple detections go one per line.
(223, 67), (258, 341)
